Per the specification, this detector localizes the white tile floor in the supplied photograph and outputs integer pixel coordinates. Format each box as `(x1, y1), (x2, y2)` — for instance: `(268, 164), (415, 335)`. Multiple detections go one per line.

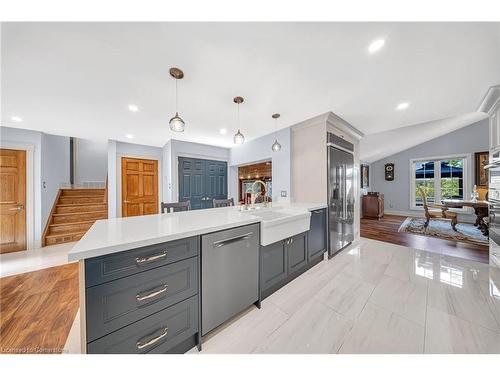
(192, 238), (500, 354)
(59, 237), (500, 354)
(0, 242), (76, 277)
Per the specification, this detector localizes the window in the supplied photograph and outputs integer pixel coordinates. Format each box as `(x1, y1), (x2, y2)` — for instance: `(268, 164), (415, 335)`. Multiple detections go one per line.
(411, 156), (467, 209)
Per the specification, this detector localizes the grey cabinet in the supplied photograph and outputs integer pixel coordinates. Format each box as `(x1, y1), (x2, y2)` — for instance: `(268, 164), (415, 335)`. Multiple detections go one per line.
(260, 231), (308, 296)
(85, 236), (198, 287)
(85, 236), (200, 354)
(287, 232), (307, 275)
(260, 240), (288, 292)
(86, 257), (198, 342)
(308, 208), (327, 260)
(87, 295), (198, 354)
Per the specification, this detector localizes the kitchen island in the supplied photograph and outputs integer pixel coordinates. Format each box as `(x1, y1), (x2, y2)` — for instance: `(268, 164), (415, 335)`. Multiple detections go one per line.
(69, 203), (327, 354)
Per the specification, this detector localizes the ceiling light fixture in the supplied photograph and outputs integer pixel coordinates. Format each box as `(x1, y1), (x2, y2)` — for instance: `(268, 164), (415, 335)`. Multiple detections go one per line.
(219, 128), (227, 135)
(368, 39), (385, 54)
(271, 113), (282, 152)
(233, 96), (245, 144)
(169, 67), (185, 132)
(396, 102), (410, 110)
(10, 116), (23, 122)
(128, 104), (139, 112)
(126, 134), (134, 139)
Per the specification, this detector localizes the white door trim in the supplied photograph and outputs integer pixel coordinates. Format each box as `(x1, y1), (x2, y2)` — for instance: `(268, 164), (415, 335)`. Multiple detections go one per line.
(0, 141), (36, 250)
(116, 153), (162, 218)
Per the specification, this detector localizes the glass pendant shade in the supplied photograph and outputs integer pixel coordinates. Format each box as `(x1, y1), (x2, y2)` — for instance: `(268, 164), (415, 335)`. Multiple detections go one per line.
(169, 112), (185, 132)
(233, 129), (245, 144)
(272, 139), (282, 152)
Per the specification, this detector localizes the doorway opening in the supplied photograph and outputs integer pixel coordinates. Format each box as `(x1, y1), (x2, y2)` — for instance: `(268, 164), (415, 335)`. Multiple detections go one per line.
(238, 161), (272, 205)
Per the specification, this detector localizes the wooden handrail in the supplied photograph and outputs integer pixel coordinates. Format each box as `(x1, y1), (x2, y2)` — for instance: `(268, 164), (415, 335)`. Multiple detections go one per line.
(103, 175), (108, 204)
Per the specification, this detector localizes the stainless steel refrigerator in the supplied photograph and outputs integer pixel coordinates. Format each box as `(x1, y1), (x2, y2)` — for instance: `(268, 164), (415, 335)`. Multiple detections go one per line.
(327, 133), (355, 257)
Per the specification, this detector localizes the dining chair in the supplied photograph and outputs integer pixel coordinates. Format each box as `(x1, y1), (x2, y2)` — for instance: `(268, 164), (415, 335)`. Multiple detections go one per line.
(417, 187), (458, 231)
(213, 198), (234, 208)
(161, 201), (191, 213)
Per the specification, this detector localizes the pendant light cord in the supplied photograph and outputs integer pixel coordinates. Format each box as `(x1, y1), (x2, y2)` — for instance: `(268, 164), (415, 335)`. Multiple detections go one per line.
(175, 78), (178, 113)
(237, 102), (240, 130)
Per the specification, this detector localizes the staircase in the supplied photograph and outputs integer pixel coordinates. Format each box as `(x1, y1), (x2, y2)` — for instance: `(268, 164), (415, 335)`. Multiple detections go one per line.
(43, 188), (107, 246)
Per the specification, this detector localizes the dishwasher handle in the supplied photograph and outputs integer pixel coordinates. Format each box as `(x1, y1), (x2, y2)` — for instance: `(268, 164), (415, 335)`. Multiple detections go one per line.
(213, 232), (253, 248)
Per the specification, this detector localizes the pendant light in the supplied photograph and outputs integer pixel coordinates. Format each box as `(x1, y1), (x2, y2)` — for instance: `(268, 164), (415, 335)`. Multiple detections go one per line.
(169, 67), (185, 132)
(233, 96), (245, 144)
(271, 113), (282, 152)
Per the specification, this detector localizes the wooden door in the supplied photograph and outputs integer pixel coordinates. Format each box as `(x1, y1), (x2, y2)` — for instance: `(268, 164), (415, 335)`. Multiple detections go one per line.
(121, 157), (158, 217)
(0, 149), (27, 253)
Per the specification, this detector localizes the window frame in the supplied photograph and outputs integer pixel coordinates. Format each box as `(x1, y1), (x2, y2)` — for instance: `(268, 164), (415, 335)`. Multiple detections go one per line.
(409, 153), (471, 211)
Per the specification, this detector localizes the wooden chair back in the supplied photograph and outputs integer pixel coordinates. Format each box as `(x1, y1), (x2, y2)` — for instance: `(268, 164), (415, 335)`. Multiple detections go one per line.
(417, 187), (431, 219)
(161, 201), (191, 213)
(213, 198), (234, 208)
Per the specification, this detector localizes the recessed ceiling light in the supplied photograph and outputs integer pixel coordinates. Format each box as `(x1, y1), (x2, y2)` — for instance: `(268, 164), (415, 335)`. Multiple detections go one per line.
(396, 102), (410, 111)
(368, 39), (385, 54)
(128, 104), (139, 112)
(219, 128), (227, 135)
(10, 116), (23, 122)
(126, 134), (134, 139)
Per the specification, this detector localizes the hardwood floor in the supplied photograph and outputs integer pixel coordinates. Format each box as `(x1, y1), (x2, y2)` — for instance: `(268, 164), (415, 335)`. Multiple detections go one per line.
(361, 215), (489, 263)
(0, 263), (79, 354)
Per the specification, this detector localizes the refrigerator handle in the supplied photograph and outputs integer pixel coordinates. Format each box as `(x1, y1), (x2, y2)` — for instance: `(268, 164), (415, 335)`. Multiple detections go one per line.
(343, 164), (348, 220)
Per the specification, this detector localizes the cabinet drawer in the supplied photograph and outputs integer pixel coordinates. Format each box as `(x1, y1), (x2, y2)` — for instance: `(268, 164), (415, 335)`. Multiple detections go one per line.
(85, 236), (199, 287)
(86, 257), (198, 342)
(87, 295), (198, 354)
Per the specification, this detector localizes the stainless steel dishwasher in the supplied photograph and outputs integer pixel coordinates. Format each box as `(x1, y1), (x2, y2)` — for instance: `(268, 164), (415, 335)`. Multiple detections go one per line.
(201, 223), (260, 335)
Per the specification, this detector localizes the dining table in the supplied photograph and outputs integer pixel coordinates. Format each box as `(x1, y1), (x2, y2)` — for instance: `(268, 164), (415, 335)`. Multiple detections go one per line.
(441, 199), (489, 236)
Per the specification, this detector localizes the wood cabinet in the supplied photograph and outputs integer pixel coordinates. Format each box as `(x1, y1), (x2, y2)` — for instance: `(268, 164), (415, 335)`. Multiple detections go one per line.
(362, 193), (384, 219)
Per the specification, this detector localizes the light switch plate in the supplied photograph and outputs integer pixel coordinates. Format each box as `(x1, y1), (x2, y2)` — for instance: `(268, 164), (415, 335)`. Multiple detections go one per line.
(281, 191), (287, 197)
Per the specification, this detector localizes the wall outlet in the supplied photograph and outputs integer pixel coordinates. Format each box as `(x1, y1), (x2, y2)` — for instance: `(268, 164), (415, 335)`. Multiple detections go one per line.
(281, 190), (287, 197)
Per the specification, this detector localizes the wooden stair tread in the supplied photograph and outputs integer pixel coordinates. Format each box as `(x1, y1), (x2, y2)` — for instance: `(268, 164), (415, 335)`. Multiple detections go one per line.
(45, 230), (87, 239)
(61, 194), (104, 199)
(49, 220), (96, 228)
(52, 210), (107, 217)
(57, 203), (107, 207)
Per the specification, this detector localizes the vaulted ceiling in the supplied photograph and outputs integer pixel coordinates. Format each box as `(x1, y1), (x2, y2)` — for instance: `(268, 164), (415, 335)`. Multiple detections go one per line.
(2, 22), (499, 155)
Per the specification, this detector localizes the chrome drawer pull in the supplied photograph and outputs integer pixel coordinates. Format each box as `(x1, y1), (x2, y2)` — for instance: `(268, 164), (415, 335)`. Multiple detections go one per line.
(135, 251), (167, 265)
(136, 284), (168, 301)
(213, 232), (253, 248)
(136, 327), (168, 350)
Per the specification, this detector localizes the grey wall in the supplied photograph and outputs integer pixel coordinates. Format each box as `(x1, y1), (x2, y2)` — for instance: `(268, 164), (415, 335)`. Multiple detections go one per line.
(370, 118), (489, 213)
(75, 138), (108, 184)
(41, 133), (70, 227)
(229, 128), (291, 202)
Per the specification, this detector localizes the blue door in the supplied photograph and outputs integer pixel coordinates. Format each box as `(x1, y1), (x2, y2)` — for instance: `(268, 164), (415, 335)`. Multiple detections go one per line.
(178, 157), (227, 210)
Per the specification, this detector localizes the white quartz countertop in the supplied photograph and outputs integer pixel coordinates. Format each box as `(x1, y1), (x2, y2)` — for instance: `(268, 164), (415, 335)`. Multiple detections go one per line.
(68, 202), (327, 261)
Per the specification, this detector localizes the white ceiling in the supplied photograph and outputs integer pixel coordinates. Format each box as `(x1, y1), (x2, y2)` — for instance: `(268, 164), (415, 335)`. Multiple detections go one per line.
(2, 22), (500, 154)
